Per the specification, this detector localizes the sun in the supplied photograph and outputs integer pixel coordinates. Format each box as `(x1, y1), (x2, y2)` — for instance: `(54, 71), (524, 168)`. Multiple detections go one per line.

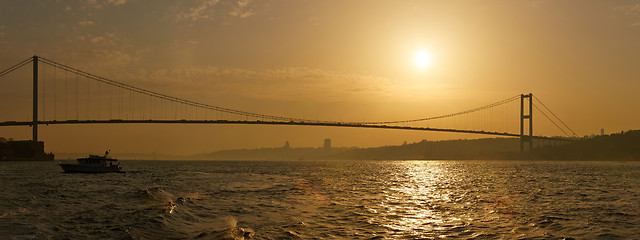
(414, 50), (432, 69)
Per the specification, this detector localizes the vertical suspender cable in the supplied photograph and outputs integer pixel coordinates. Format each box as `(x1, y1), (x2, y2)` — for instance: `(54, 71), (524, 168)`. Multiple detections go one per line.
(65, 70), (68, 120)
(120, 88), (123, 119)
(97, 81), (100, 119)
(109, 84), (112, 119)
(87, 76), (90, 120)
(53, 67), (56, 120)
(75, 73), (79, 120)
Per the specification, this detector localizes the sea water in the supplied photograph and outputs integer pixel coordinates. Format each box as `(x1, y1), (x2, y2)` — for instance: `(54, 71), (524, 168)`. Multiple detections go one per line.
(1, 160), (639, 239)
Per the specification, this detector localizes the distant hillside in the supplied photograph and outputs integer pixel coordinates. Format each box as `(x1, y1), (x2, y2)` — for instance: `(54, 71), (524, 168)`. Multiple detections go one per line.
(529, 130), (640, 160)
(199, 130), (640, 161)
(198, 147), (347, 160)
(199, 138), (522, 160)
(326, 138), (521, 160)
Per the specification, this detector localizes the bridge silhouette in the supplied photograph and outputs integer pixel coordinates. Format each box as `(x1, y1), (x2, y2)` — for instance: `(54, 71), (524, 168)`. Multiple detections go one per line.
(0, 56), (577, 152)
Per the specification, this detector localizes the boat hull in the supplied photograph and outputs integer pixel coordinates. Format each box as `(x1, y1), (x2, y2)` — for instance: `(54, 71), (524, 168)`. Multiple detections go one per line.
(59, 163), (125, 173)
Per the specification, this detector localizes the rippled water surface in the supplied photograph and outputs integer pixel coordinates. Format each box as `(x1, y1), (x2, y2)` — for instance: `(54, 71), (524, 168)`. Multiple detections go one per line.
(1, 160), (639, 239)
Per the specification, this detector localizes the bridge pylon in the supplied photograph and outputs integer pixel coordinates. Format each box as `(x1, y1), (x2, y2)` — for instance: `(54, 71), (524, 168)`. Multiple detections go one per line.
(32, 55), (38, 142)
(520, 93), (533, 152)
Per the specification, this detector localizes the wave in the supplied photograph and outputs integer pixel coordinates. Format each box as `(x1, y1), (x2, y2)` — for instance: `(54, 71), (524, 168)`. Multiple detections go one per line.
(124, 185), (254, 239)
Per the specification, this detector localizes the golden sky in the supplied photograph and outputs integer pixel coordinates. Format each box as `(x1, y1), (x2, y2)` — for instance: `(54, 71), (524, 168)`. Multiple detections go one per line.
(1, 0), (639, 155)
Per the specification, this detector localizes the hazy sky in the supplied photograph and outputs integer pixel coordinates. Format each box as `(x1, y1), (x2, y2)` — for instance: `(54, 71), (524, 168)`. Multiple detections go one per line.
(1, 0), (639, 155)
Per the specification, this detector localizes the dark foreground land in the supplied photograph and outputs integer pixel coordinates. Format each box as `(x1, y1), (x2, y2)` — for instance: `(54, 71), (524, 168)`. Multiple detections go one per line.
(0, 139), (54, 161)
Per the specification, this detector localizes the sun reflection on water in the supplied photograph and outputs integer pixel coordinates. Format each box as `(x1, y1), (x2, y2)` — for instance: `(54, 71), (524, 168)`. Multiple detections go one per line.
(372, 161), (462, 236)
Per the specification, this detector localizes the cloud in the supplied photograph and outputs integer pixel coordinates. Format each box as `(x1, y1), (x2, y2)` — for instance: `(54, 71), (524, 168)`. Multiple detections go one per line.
(90, 36), (104, 43)
(0, 25), (5, 45)
(180, 0), (220, 21)
(108, 0), (127, 6)
(613, 4), (640, 15)
(179, 0), (254, 21)
(78, 20), (94, 26)
(84, 32), (121, 46)
(69, 32), (145, 70)
(228, 0), (254, 18)
(613, 4), (640, 28)
(116, 66), (393, 103)
(79, 0), (128, 10)
(85, 0), (103, 9)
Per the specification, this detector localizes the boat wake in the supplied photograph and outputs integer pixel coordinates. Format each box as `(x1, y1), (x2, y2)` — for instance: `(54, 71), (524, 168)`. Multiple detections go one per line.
(125, 185), (254, 239)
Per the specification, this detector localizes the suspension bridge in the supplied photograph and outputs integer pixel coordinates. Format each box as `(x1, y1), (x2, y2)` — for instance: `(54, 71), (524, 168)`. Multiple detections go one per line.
(0, 56), (577, 152)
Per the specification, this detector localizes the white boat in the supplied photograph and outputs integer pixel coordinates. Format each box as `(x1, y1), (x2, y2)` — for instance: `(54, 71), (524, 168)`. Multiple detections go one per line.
(59, 151), (125, 173)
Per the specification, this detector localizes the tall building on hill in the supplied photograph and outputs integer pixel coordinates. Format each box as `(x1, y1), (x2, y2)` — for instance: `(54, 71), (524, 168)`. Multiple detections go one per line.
(324, 138), (331, 150)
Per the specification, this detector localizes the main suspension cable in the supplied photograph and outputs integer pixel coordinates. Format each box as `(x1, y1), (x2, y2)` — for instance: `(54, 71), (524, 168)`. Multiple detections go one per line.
(354, 95), (521, 125)
(31, 56), (529, 131)
(533, 95), (577, 137)
(38, 57), (322, 123)
(532, 103), (570, 137)
(0, 57), (33, 79)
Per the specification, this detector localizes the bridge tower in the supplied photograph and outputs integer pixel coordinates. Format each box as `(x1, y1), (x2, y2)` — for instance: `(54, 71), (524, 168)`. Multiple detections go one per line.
(32, 55), (38, 142)
(520, 93), (533, 152)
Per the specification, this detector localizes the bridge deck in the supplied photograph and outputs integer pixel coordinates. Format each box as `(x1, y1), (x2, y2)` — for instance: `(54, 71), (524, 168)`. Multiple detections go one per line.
(0, 119), (574, 142)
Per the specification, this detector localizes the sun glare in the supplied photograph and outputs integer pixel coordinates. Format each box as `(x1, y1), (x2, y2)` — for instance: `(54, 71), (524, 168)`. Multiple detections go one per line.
(414, 51), (432, 69)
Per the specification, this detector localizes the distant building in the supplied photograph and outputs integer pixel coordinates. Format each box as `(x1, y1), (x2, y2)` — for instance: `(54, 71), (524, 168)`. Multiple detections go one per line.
(601, 129), (605, 136)
(324, 138), (331, 150)
(284, 141), (290, 149)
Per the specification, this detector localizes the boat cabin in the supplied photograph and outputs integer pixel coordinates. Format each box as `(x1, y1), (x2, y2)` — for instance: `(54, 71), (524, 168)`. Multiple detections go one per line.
(77, 155), (118, 166)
